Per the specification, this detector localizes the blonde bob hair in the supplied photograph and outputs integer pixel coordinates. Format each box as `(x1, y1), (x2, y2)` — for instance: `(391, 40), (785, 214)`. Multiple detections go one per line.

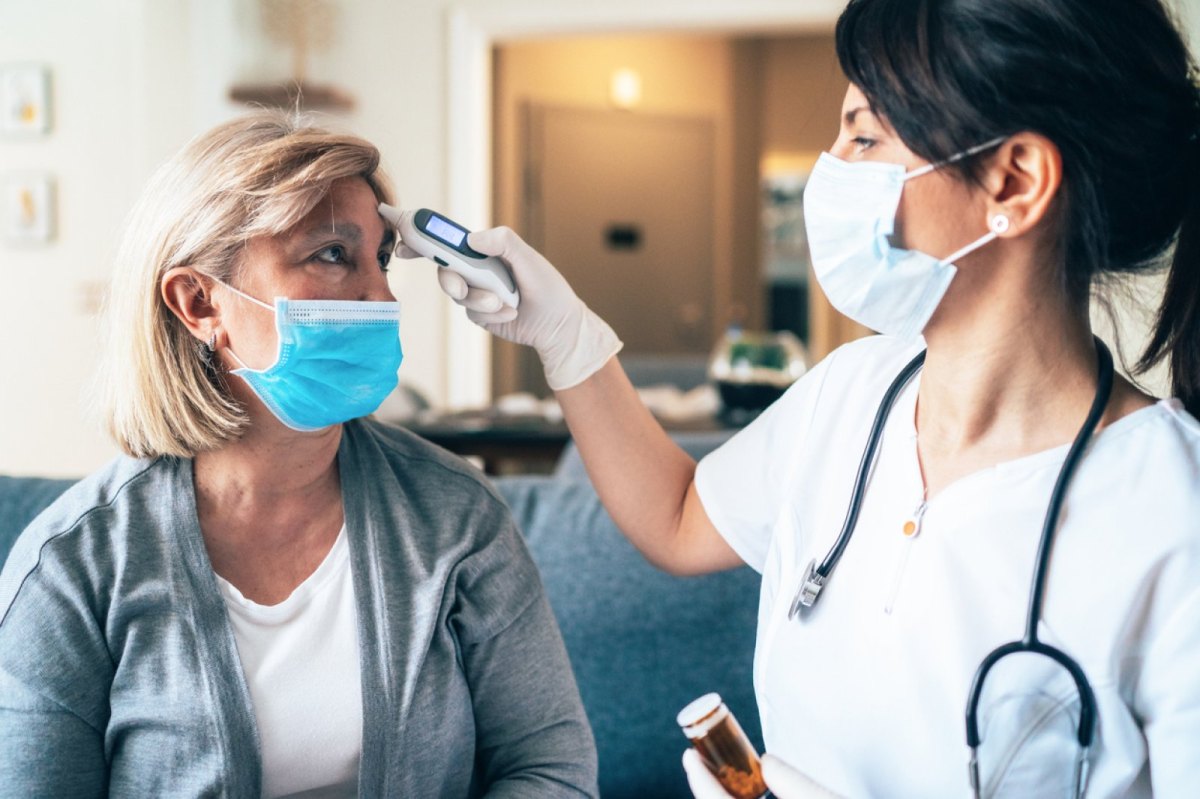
(100, 110), (393, 459)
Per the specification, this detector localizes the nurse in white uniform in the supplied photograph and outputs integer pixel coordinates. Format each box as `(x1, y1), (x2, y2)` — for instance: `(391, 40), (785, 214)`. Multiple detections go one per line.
(427, 0), (1200, 795)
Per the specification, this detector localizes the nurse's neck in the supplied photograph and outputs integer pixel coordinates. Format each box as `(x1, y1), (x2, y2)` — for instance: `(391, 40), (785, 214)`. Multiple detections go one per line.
(913, 258), (1148, 498)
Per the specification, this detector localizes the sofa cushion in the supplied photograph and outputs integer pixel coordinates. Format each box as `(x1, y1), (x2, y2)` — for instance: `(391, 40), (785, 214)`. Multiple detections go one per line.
(0, 476), (77, 566)
(496, 476), (763, 799)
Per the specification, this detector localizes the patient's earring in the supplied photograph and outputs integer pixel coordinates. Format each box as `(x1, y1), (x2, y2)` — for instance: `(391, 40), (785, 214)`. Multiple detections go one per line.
(989, 214), (1011, 234)
(200, 332), (217, 366)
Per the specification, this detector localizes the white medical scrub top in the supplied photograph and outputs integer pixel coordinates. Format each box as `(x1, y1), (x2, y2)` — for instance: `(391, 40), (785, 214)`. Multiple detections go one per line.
(695, 335), (1200, 798)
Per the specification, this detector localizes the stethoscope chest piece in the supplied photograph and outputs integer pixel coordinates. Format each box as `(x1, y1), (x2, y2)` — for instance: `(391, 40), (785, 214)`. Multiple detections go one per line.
(787, 559), (824, 620)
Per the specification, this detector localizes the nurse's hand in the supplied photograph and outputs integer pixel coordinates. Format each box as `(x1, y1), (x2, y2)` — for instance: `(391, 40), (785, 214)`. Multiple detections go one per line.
(426, 223), (624, 391)
(682, 749), (843, 799)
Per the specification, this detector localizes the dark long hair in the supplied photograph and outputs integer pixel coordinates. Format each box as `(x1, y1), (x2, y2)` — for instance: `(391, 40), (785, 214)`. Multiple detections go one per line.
(835, 0), (1200, 415)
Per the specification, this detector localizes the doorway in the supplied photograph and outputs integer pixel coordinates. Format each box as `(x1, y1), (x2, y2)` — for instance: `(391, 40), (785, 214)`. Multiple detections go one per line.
(509, 104), (716, 394)
(475, 12), (861, 404)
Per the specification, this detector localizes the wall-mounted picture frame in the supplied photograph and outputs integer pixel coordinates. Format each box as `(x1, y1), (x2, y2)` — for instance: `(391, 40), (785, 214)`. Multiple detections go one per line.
(1, 63), (52, 135)
(3, 172), (56, 244)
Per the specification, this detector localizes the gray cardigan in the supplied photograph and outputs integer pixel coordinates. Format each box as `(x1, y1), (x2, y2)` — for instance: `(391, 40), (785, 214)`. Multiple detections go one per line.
(0, 418), (598, 798)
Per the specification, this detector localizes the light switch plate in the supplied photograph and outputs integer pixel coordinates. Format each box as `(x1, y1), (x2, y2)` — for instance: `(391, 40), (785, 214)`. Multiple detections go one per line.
(1, 64), (51, 135)
(3, 173), (55, 244)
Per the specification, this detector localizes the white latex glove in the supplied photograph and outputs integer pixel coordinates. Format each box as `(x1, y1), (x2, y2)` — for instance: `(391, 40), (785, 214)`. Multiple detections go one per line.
(380, 205), (622, 391)
(682, 748), (843, 799)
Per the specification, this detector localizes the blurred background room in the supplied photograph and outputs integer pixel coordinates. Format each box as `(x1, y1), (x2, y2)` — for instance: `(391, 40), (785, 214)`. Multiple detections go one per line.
(2, 0), (1196, 478)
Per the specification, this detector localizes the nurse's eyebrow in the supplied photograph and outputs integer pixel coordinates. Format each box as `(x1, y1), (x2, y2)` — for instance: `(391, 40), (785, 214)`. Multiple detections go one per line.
(844, 106), (875, 126)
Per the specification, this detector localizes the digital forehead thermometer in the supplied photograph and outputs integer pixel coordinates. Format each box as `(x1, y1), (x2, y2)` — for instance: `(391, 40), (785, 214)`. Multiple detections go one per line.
(384, 205), (520, 309)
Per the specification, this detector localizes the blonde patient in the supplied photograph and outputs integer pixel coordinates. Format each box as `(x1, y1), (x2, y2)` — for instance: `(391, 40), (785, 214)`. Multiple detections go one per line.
(0, 111), (597, 797)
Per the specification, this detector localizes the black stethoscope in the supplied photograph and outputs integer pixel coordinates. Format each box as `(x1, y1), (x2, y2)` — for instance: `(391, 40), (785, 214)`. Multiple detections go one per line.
(787, 338), (1114, 799)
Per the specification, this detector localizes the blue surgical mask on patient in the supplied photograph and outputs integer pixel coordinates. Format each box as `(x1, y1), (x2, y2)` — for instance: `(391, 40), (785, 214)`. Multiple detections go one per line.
(217, 282), (403, 432)
(802, 138), (1006, 339)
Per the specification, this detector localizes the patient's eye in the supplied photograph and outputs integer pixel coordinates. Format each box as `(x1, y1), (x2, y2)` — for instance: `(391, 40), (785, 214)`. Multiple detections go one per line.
(314, 245), (350, 266)
(378, 250), (392, 273)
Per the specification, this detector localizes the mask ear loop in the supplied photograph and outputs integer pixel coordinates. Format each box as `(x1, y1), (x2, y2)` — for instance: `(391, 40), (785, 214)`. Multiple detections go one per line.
(904, 136), (1008, 180)
(898, 137), (1010, 266)
(216, 279), (276, 313)
(212, 278), (276, 370)
(224, 347), (252, 371)
(939, 213), (1011, 266)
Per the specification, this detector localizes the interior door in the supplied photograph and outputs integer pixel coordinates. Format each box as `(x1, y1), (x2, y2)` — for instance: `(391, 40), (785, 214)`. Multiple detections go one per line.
(513, 104), (716, 395)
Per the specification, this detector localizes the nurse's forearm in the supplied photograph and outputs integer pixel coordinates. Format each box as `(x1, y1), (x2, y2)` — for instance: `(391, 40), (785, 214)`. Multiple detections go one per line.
(555, 357), (742, 576)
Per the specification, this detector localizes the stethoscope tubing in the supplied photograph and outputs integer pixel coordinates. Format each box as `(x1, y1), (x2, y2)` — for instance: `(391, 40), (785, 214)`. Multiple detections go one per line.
(1022, 341), (1115, 647)
(817, 350), (926, 582)
(789, 337), (1114, 797)
(965, 339), (1112, 751)
(964, 640), (1098, 749)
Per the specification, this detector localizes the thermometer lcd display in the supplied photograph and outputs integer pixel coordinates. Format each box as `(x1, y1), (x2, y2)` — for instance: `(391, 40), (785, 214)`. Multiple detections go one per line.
(425, 215), (467, 248)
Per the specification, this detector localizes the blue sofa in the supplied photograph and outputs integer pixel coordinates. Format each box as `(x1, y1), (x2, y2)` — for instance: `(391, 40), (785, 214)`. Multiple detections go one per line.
(0, 438), (762, 798)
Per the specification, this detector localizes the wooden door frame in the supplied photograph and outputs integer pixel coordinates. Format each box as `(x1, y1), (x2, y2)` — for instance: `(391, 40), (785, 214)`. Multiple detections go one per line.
(444, 0), (844, 407)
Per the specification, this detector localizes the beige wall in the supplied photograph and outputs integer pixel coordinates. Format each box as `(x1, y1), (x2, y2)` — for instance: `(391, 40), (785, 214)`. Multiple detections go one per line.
(1175, 0), (1200, 47)
(760, 35), (845, 160)
(0, 0), (209, 477)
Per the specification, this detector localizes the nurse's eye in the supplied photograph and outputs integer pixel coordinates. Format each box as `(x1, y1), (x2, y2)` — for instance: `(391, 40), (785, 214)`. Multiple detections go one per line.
(378, 250), (392, 273)
(313, 244), (351, 266)
(851, 135), (878, 153)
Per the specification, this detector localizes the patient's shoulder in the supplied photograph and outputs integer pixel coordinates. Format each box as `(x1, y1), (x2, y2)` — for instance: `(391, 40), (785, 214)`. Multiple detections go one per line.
(0, 455), (177, 620)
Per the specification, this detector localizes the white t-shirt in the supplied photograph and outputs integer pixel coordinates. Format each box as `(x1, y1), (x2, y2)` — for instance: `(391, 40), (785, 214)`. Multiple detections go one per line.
(216, 526), (362, 799)
(695, 335), (1200, 798)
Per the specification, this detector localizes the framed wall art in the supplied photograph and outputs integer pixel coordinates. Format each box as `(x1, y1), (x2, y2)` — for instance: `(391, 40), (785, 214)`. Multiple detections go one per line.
(1, 64), (52, 135)
(3, 172), (55, 244)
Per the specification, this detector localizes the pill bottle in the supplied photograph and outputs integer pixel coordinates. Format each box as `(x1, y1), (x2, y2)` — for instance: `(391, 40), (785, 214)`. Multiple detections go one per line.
(677, 692), (768, 799)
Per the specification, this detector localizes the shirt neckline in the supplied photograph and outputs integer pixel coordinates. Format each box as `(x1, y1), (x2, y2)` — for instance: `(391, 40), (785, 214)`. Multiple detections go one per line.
(216, 525), (350, 622)
(894, 371), (1173, 503)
